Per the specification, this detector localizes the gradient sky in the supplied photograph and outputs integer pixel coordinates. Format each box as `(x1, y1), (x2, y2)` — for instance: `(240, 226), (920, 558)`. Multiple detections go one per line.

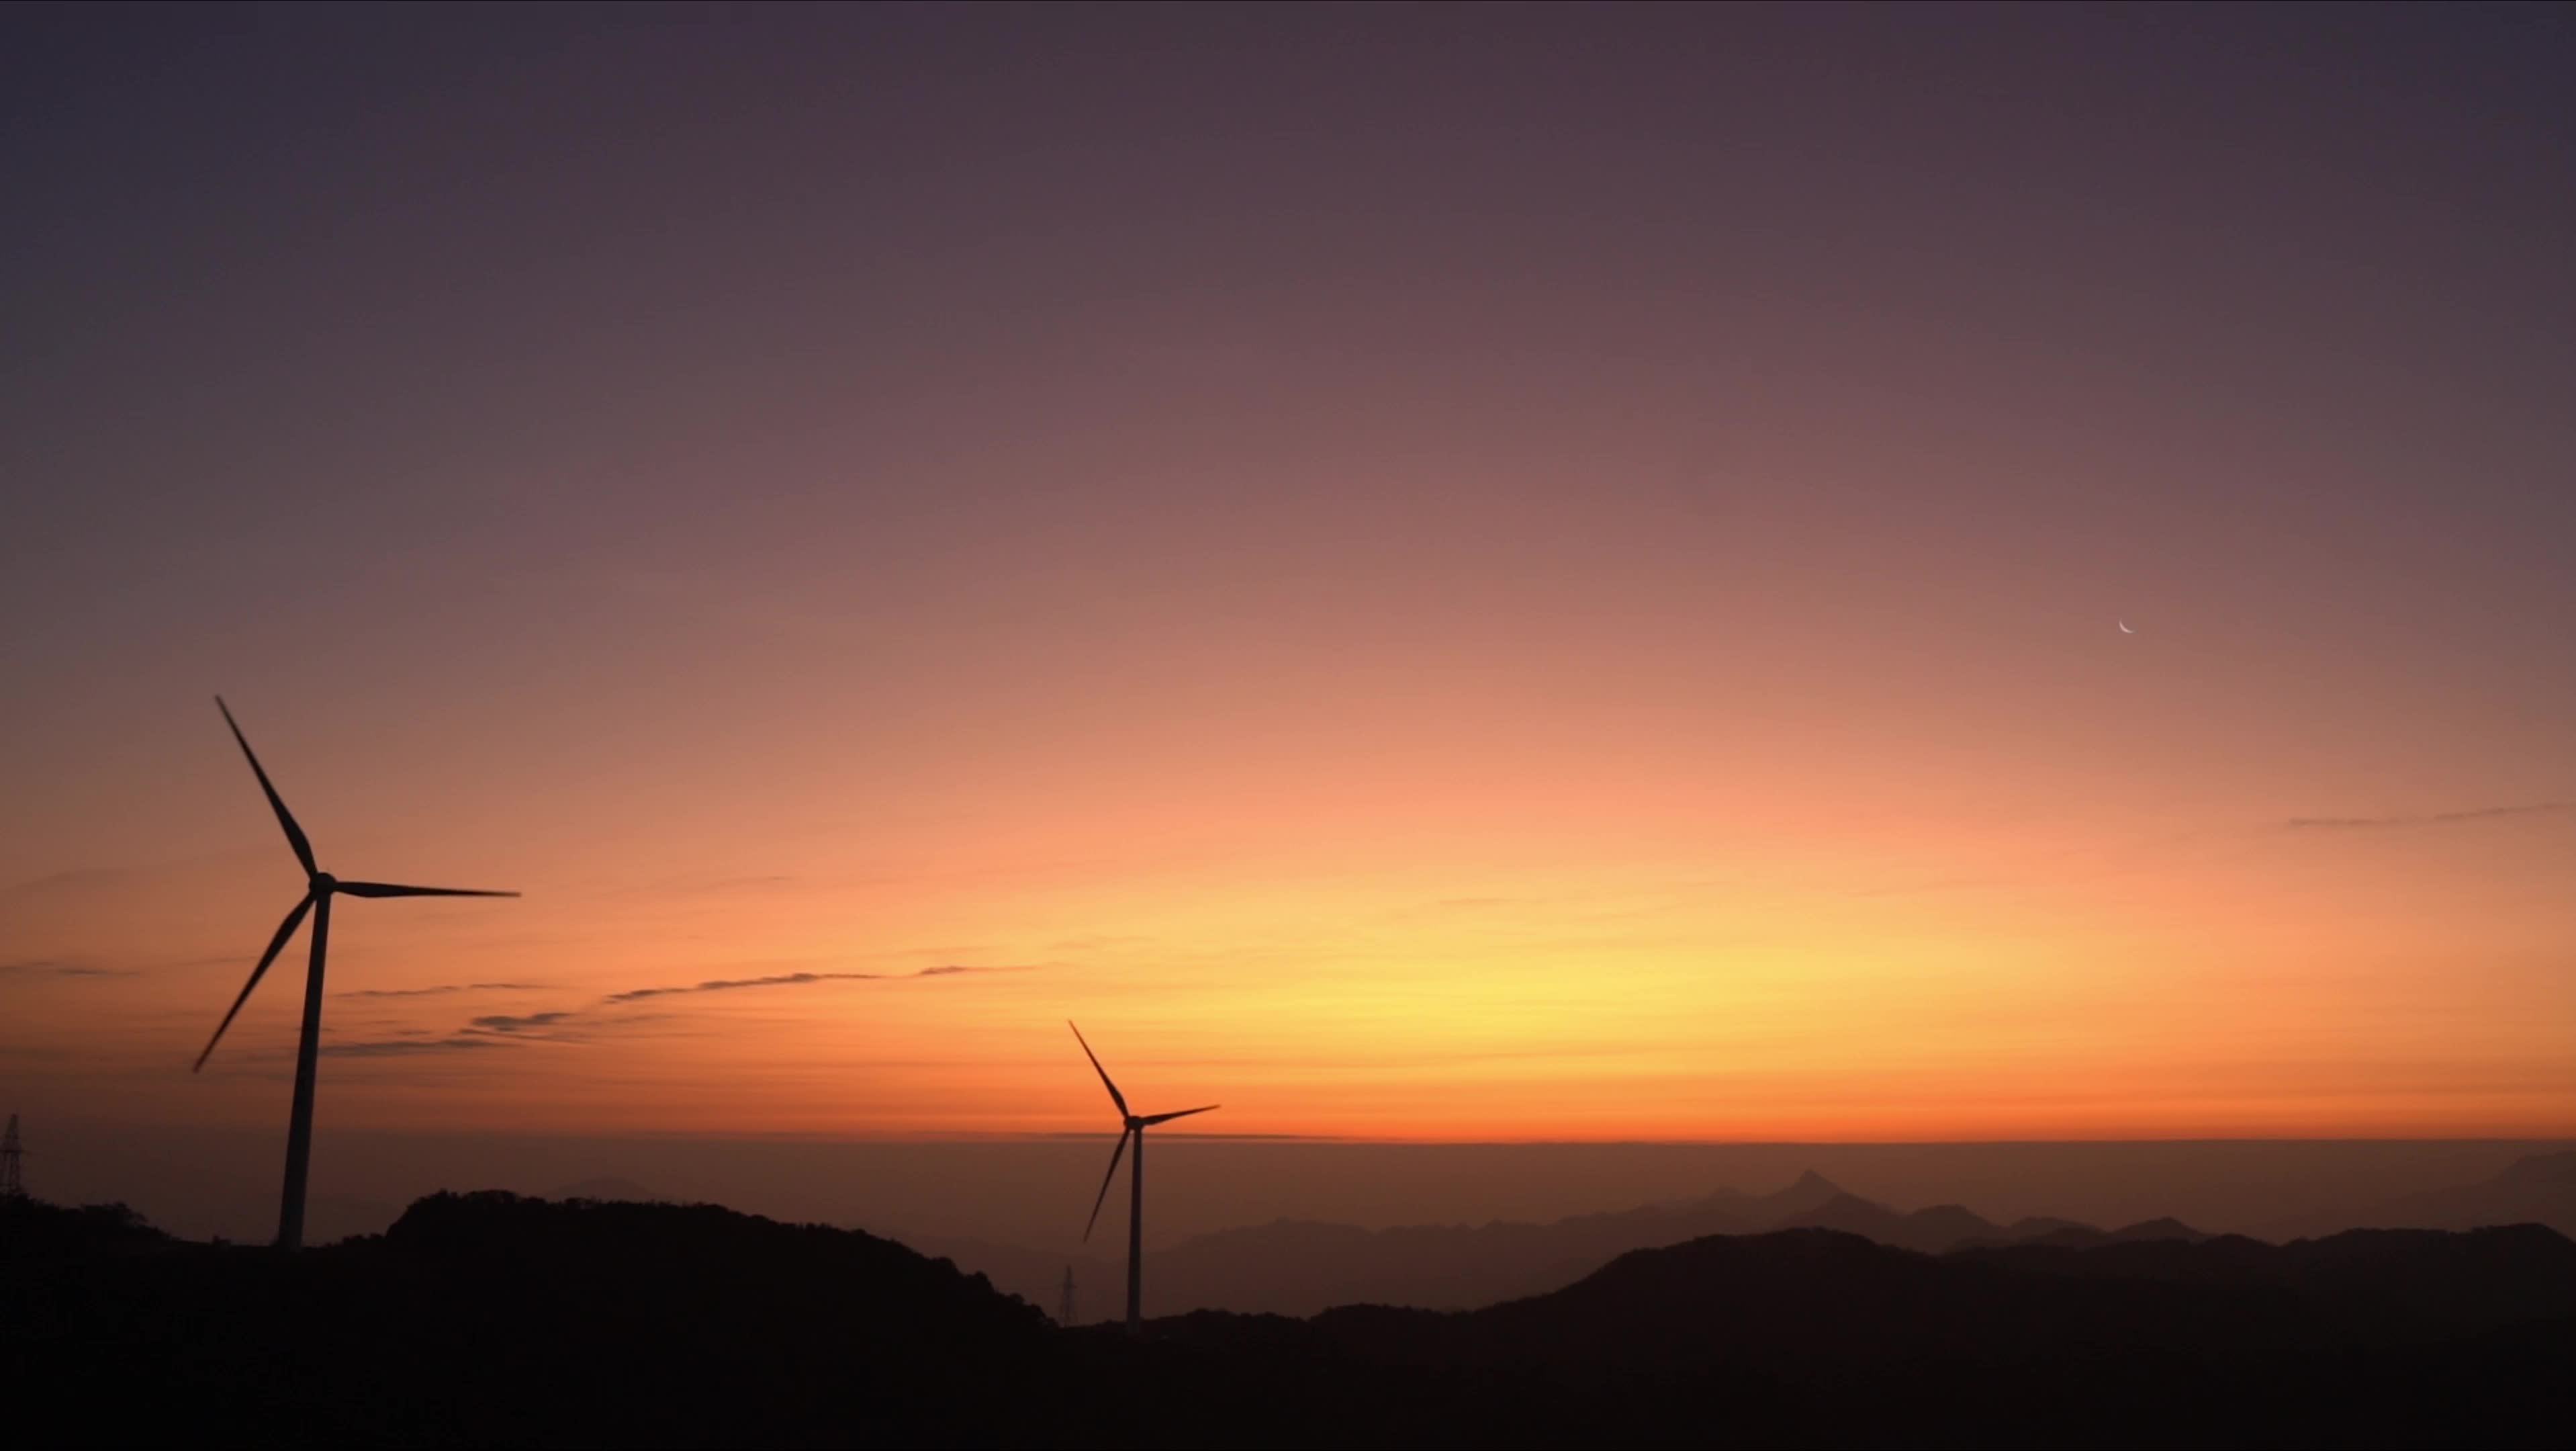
(5, 4), (2573, 1153)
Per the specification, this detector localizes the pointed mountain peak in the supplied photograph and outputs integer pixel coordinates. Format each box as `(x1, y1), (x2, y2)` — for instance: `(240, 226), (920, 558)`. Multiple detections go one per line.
(1760, 1170), (1850, 1215)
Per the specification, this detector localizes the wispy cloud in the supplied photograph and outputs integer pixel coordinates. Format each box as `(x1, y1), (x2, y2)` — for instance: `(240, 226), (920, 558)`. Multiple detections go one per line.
(2287, 801), (2573, 831)
(340, 963), (1034, 1052)
(337, 982), (551, 1000)
(321, 1035), (517, 1057)
(468, 1012), (575, 1033)
(600, 964), (1021, 1005)
(0, 958), (136, 979)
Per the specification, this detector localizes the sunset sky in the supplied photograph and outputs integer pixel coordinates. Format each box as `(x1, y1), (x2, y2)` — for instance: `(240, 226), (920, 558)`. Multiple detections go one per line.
(5, 5), (2572, 1157)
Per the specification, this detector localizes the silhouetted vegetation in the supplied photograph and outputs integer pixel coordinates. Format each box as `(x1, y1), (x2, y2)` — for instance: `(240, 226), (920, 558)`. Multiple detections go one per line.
(5, 1192), (2572, 1446)
(1, 1194), (170, 1260)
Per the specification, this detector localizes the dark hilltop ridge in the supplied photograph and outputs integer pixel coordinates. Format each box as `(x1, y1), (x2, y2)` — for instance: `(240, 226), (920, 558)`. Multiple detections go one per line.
(9, 1190), (2575, 1448)
(3, 1191), (1056, 1446)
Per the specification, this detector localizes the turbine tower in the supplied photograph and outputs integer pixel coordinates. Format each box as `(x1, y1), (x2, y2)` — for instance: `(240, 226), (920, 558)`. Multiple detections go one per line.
(1071, 1021), (1217, 1336)
(193, 697), (517, 1250)
(1, 1114), (23, 1199)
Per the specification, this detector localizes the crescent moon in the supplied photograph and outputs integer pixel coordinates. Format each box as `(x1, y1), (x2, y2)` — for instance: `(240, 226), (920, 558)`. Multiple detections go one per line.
(2118, 619), (2135, 634)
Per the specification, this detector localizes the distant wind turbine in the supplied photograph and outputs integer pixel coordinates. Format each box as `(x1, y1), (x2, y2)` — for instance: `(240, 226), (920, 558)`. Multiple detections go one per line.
(1071, 1022), (1217, 1335)
(194, 697), (518, 1249)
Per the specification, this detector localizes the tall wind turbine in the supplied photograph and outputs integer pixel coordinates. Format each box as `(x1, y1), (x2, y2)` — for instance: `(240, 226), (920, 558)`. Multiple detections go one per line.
(1071, 1022), (1217, 1336)
(194, 697), (518, 1249)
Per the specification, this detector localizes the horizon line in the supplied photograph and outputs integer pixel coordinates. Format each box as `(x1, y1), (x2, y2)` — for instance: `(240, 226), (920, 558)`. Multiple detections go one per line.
(23, 1120), (2575, 1149)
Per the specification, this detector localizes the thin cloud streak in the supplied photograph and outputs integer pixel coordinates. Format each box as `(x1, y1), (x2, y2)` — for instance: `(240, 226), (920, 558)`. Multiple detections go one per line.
(376, 965), (1039, 1049)
(0, 959), (137, 979)
(469, 1012), (575, 1033)
(2287, 802), (2573, 830)
(599, 964), (1022, 1005)
(338, 982), (551, 1000)
(320, 1036), (517, 1057)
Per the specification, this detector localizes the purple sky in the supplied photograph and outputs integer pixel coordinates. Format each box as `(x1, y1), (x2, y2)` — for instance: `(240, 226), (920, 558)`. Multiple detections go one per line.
(3, 7), (2572, 1183)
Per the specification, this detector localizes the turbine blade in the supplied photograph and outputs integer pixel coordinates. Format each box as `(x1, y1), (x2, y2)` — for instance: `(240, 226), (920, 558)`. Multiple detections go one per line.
(1067, 1020), (1128, 1118)
(333, 881), (520, 899)
(1081, 1128), (1131, 1242)
(193, 893), (314, 1072)
(1140, 1105), (1220, 1126)
(217, 697), (317, 877)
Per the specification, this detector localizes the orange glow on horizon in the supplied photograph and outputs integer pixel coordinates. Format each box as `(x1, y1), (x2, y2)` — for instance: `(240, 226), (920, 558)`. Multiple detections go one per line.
(9, 739), (2571, 1143)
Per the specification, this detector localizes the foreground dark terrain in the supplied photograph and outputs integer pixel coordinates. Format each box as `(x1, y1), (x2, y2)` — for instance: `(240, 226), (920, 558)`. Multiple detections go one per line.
(6, 1192), (2573, 1448)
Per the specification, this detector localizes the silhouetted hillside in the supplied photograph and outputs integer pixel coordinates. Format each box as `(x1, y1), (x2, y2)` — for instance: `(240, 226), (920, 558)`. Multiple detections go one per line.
(9, 1192), (2573, 1447)
(5, 1191), (1061, 1446)
(1254, 1225), (2576, 1446)
(1304, 1225), (2575, 1365)
(937, 1169), (2119, 1317)
(2363, 1149), (2576, 1236)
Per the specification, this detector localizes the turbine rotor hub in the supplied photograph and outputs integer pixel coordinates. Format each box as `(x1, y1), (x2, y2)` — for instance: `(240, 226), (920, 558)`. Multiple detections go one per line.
(312, 871), (336, 893)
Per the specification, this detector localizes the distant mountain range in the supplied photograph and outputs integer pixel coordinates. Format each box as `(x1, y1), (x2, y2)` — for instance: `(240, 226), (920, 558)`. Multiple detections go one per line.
(925, 1168), (2217, 1319)
(2355, 1148), (2576, 1234)
(933, 1153), (2576, 1322)
(2250, 1149), (2576, 1242)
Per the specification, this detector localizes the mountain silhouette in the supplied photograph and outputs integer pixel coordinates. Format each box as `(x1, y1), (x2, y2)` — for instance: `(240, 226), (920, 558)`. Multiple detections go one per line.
(2251, 1149), (2576, 1243)
(2362, 1149), (2576, 1236)
(7, 1191), (2573, 1446)
(933, 1170), (2120, 1317)
(1320, 1227), (2313, 1366)
(2018, 1215), (2212, 1248)
(1772, 1190), (2008, 1252)
(4, 1190), (1062, 1445)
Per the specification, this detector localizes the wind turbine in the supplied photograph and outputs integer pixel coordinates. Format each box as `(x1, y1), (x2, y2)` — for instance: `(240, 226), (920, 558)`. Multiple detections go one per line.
(1071, 1022), (1217, 1335)
(194, 697), (518, 1249)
